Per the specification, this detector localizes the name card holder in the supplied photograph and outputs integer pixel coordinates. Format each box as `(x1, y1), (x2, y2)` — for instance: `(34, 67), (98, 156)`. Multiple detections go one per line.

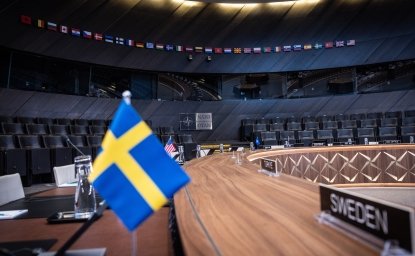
(316, 185), (414, 255)
(258, 158), (279, 177)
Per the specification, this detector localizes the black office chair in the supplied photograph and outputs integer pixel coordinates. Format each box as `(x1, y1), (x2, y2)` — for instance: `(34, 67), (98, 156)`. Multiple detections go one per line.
(90, 119), (107, 126)
(241, 119), (255, 141)
(357, 127), (377, 144)
(18, 135), (52, 184)
(43, 135), (73, 167)
(90, 125), (106, 136)
(252, 123), (268, 143)
(36, 117), (54, 125)
(260, 131), (278, 146)
(402, 117), (415, 126)
(270, 117), (286, 125)
(49, 124), (69, 135)
(336, 128), (356, 144)
(86, 135), (103, 160)
(269, 123), (285, 132)
(317, 115), (333, 123)
(70, 125), (90, 135)
(279, 130), (296, 145)
(286, 122), (302, 131)
(301, 115), (316, 123)
(404, 110), (415, 117)
(0, 116), (15, 123)
(298, 130), (315, 147)
(316, 129), (335, 144)
(366, 112), (383, 120)
(304, 121), (319, 131)
(401, 126), (415, 143)
(360, 119), (379, 128)
(340, 120), (358, 129)
(66, 135), (93, 157)
(55, 118), (72, 125)
(26, 123), (49, 135)
(384, 111), (402, 119)
(178, 134), (197, 161)
(160, 126), (175, 135)
(380, 118), (399, 127)
(16, 116), (35, 124)
(334, 113), (349, 121)
(349, 113), (366, 120)
(322, 120), (338, 130)
(73, 119), (90, 126)
(0, 135), (27, 181)
(378, 127), (399, 142)
(2, 123), (27, 135)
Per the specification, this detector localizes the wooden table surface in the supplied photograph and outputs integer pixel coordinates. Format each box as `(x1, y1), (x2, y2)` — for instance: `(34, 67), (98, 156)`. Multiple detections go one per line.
(0, 187), (173, 256)
(174, 152), (379, 255)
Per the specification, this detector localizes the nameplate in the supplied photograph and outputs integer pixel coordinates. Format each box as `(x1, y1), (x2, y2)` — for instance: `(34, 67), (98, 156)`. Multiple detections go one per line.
(259, 158), (279, 177)
(319, 185), (414, 253)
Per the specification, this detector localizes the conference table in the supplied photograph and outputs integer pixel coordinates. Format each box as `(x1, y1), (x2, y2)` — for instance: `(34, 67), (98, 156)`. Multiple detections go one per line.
(0, 187), (173, 256)
(174, 144), (415, 255)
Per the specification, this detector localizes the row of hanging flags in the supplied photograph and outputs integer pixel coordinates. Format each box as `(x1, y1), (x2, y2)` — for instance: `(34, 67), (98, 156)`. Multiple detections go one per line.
(20, 15), (356, 55)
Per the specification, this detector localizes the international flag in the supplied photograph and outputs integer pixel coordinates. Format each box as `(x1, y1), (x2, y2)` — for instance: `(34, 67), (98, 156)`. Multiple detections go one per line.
(253, 47), (261, 54)
(194, 46), (203, 53)
(37, 19), (45, 28)
(135, 42), (145, 48)
(20, 15), (32, 25)
(303, 44), (312, 50)
(293, 44), (302, 51)
(262, 47), (271, 53)
(314, 43), (323, 49)
(164, 136), (176, 154)
(274, 46), (281, 53)
(243, 48), (251, 54)
(47, 22), (57, 31)
(283, 45), (292, 52)
(116, 37), (124, 45)
(175, 45), (183, 52)
(335, 40), (344, 47)
(346, 39), (356, 46)
(185, 46), (193, 52)
(89, 98), (190, 231)
(214, 48), (223, 54)
(127, 39), (134, 47)
(233, 48), (242, 54)
(71, 28), (81, 37)
(165, 44), (174, 51)
(105, 35), (114, 43)
(156, 43), (164, 50)
(94, 33), (103, 41)
(325, 41), (333, 48)
(146, 42), (154, 49)
(224, 48), (232, 54)
(83, 30), (92, 39)
(60, 25), (68, 34)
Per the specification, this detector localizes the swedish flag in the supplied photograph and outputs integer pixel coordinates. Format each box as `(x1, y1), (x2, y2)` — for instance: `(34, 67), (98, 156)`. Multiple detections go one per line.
(89, 100), (190, 231)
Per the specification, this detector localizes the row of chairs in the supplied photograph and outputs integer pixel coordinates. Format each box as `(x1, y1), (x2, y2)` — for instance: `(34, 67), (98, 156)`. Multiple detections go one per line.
(0, 123), (107, 136)
(242, 110), (415, 125)
(256, 126), (415, 147)
(241, 117), (415, 141)
(0, 116), (109, 126)
(0, 134), (102, 186)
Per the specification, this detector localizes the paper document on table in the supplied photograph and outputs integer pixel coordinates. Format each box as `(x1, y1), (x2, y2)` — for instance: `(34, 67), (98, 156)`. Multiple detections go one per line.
(58, 181), (78, 187)
(0, 209), (28, 219)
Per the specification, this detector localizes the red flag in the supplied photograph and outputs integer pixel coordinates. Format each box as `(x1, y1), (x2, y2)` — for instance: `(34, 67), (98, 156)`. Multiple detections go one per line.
(20, 15), (32, 25)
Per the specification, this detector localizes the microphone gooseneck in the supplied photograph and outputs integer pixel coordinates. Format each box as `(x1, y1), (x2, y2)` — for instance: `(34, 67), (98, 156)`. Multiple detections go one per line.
(65, 135), (85, 156)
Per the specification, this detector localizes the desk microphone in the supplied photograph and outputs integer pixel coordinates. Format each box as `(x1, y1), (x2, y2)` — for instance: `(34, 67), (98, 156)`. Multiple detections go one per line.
(55, 200), (107, 256)
(64, 135), (85, 156)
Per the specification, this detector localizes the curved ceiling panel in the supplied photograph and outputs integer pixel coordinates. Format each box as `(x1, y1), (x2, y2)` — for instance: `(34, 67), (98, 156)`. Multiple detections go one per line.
(0, 0), (414, 73)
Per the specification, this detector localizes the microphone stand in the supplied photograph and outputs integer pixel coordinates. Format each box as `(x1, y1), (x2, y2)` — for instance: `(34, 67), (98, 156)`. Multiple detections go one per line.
(55, 201), (107, 256)
(65, 135), (85, 156)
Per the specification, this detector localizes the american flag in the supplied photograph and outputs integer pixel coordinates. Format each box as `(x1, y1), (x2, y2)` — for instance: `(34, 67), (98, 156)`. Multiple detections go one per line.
(164, 136), (176, 154)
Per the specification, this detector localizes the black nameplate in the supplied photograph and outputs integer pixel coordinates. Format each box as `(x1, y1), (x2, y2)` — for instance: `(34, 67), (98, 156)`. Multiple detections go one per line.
(320, 185), (414, 253)
(260, 158), (276, 174)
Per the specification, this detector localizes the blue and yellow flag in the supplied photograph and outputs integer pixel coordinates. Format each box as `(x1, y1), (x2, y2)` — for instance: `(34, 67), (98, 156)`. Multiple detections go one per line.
(89, 100), (190, 231)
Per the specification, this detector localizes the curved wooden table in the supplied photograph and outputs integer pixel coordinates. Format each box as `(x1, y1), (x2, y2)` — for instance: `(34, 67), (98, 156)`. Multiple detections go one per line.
(175, 145), (415, 255)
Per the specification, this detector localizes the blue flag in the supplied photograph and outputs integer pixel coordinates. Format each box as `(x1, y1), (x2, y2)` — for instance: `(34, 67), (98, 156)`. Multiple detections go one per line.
(89, 100), (190, 231)
(255, 136), (260, 148)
